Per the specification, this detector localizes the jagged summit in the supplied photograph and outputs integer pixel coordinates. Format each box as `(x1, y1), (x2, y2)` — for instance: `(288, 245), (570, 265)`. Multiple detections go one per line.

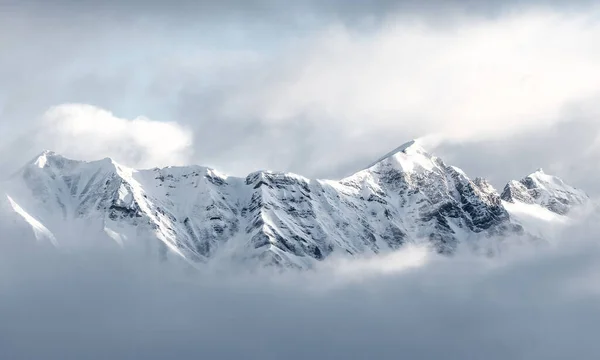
(372, 139), (425, 160)
(28, 150), (119, 170)
(501, 169), (589, 215)
(364, 139), (430, 170)
(26, 140), (431, 183)
(38, 149), (57, 157)
(30, 150), (60, 168)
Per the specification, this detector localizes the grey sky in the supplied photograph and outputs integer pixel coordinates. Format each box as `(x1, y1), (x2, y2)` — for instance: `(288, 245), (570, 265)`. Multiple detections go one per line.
(1, 0), (600, 196)
(6, 0), (597, 19)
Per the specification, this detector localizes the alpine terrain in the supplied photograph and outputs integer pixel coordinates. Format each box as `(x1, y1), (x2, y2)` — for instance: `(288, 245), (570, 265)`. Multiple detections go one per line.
(0, 140), (590, 269)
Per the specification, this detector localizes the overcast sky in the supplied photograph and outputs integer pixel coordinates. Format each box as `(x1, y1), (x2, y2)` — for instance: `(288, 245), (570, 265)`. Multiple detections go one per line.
(1, 0), (600, 195)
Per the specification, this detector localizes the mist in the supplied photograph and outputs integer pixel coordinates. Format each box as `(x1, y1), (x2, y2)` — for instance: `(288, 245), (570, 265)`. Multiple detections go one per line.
(2, 207), (600, 359)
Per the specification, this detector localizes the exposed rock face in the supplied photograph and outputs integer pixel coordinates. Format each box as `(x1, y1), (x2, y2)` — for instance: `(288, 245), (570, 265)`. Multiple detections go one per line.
(1, 141), (587, 268)
(501, 169), (589, 215)
(343, 143), (521, 254)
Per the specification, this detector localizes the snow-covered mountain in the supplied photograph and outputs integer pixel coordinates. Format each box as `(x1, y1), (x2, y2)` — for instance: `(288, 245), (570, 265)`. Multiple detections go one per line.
(501, 169), (589, 215)
(0, 140), (589, 268)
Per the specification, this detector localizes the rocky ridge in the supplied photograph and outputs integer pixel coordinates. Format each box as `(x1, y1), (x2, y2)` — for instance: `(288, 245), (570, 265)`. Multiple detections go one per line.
(1, 141), (589, 268)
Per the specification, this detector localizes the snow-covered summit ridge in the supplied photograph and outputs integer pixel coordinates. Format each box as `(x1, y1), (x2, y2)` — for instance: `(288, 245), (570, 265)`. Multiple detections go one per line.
(1, 141), (590, 269)
(29, 149), (76, 169)
(364, 139), (430, 170)
(26, 149), (120, 173)
(501, 168), (589, 215)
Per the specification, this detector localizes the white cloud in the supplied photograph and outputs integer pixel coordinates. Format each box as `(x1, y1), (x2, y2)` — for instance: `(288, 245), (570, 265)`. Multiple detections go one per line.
(232, 10), (600, 142)
(318, 244), (431, 282)
(3, 7), (600, 182)
(37, 103), (193, 168)
(175, 9), (600, 179)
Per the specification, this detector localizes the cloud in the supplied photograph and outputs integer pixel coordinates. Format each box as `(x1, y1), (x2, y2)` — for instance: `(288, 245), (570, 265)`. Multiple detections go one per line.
(435, 110), (600, 195)
(2, 208), (600, 359)
(34, 103), (193, 168)
(168, 9), (600, 180)
(1, 2), (600, 194)
(5, 0), (597, 24)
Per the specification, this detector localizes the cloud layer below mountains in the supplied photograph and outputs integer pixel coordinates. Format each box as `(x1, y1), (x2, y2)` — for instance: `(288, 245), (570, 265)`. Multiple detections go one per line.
(1, 208), (600, 359)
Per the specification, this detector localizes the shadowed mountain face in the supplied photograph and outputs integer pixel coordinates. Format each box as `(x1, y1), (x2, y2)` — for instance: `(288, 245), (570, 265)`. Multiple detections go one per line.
(1, 141), (589, 269)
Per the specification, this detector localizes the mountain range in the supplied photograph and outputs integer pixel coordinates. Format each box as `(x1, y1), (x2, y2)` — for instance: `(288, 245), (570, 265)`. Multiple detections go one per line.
(0, 140), (590, 269)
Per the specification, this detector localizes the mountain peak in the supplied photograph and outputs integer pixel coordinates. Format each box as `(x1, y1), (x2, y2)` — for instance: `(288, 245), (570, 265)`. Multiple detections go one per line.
(525, 168), (568, 188)
(364, 139), (430, 170)
(501, 169), (589, 215)
(40, 149), (56, 156)
(380, 139), (427, 157)
(27, 150), (127, 170)
(30, 150), (63, 168)
(528, 168), (547, 178)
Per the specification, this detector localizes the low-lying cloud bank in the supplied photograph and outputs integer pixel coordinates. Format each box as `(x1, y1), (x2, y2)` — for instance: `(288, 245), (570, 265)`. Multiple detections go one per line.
(2, 208), (600, 359)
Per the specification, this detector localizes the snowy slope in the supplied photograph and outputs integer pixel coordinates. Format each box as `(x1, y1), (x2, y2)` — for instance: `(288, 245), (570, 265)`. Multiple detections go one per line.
(1, 141), (589, 268)
(500, 169), (590, 239)
(501, 169), (589, 215)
